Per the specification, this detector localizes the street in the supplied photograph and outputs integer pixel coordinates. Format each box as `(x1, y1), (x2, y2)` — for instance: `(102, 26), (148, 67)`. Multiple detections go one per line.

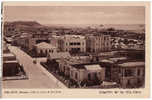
(3, 46), (66, 89)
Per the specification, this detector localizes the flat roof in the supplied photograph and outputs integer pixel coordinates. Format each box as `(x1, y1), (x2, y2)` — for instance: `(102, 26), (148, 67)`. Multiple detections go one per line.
(3, 53), (15, 57)
(84, 64), (102, 71)
(3, 60), (18, 63)
(118, 62), (145, 67)
(36, 42), (56, 49)
(109, 57), (127, 62)
(64, 35), (85, 39)
(49, 52), (71, 59)
(65, 56), (91, 65)
(71, 63), (102, 70)
(101, 59), (114, 64)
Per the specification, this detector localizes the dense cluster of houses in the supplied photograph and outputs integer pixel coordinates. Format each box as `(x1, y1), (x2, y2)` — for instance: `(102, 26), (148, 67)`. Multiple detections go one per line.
(111, 37), (145, 50)
(4, 26), (145, 88)
(5, 30), (144, 57)
(5, 31), (112, 57)
(45, 51), (145, 88)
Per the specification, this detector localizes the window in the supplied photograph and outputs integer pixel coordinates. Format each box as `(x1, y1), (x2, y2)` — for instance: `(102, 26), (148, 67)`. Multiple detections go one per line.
(77, 48), (80, 51)
(94, 73), (97, 78)
(75, 72), (78, 79)
(88, 73), (91, 80)
(40, 50), (43, 54)
(125, 69), (134, 77)
(63, 66), (65, 72)
(127, 80), (131, 86)
(45, 50), (47, 55)
(71, 71), (73, 77)
(77, 42), (80, 45)
(137, 69), (140, 76)
(104, 37), (106, 40)
(70, 43), (73, 45)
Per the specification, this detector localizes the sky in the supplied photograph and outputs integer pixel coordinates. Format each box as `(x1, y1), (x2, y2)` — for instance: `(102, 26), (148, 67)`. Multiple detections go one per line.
(3, 6), (145, 25)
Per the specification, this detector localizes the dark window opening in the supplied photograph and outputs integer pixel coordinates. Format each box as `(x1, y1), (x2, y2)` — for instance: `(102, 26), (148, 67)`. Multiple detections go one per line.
(88, 73), (91, 80)
(137, 69), (140, 76)
(75, 72), (78, 79)
(36, 40), (50, 44)
(125, 69), (134, 77)
(70, 43), (73, 45)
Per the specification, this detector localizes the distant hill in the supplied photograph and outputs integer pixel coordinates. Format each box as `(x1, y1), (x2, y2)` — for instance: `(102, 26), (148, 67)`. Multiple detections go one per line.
(3, 21), (44, 36)
(14, 21), (41, 27)
(4, 21), (42, 27)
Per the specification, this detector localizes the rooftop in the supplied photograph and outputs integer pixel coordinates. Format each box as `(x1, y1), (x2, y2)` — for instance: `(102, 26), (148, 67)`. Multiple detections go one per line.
(22, 32), (29, 35)
(63, 35), (85, 39)
(36, 42), (56, 49)
(52, 35), (62, 39)
(99, 52), (115, 56)
(20, 33), (30, 38)
(6, 38), (13, 42)
(71, 63), (103, 70)
(109, 57), (127, 62)
(101, 59), (114, 64)
(64, 56), (91, 65)
(3, 53), (15, 57)
(118, 61), (145, 67)
(3, 60), (18, 64)
(49, 52), (71, 59)
(84, 64), (103, 71)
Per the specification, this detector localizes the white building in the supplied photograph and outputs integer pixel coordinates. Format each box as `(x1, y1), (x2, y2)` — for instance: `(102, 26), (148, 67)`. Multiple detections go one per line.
(86, 34), (111, 53)
(70, 64), (105, 83)
(58, 35), (86, 53)
(35, 42), (57, 56)
(50, 35), (62, 50)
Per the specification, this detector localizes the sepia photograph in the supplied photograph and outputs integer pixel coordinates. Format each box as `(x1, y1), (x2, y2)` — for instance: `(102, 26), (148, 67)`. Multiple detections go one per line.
(1, 1), (150, 98)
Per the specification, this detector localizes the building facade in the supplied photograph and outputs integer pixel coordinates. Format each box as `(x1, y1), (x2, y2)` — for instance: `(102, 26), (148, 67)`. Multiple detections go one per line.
(58, 35), (86, 53)
(86, 34), (111, 53)
(27, 32), (52, 50)
(118, 62), (145, 88)
(3, 44), (27, 80)
(3, 22), (19, 37)
(50, 35), (62, 50)
(57, 57), (105, 86)
(70, 64), (105, 85)
(35, 42), (57, 57)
